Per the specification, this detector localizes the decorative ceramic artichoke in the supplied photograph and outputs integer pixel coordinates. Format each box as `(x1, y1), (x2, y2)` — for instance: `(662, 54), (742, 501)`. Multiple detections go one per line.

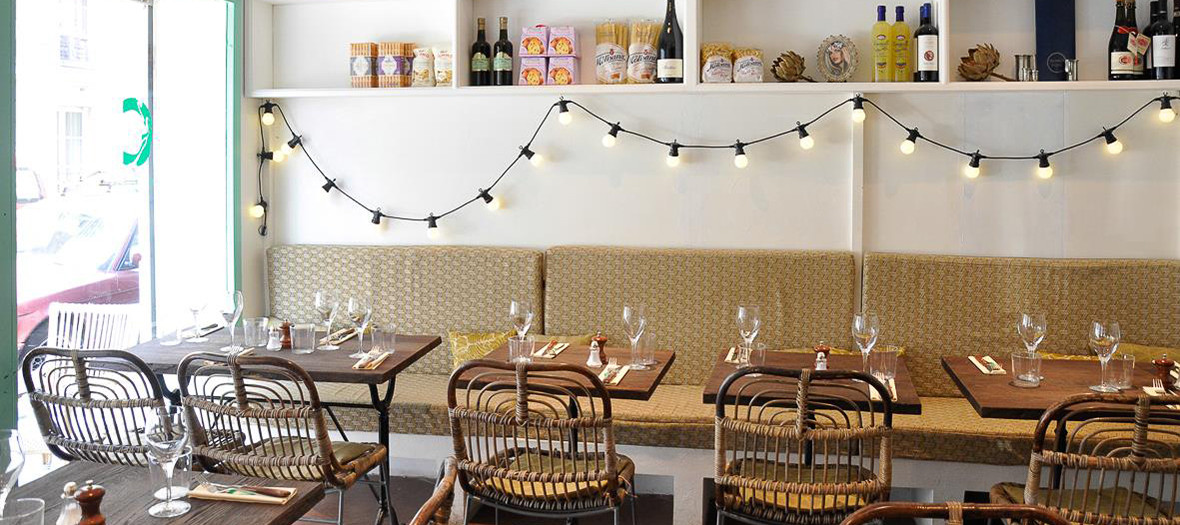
(958, 44), (1014, 81)
(771, 51), (816, 83)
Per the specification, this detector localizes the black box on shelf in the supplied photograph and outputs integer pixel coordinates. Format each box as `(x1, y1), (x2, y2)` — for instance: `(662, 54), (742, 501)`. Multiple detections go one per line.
(1035, 0), (1077, 81)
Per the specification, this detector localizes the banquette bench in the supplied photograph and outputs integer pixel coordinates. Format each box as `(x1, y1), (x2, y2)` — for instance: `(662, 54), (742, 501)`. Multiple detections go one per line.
(267, 245), (1180, 465)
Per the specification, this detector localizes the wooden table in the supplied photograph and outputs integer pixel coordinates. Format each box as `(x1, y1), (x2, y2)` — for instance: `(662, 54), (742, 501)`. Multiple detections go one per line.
(15, 462), (324, 525)
(701, 350), (924, 415)
(456, 344), (677, 401)
(942, 356), (1161, 419)
(125, 330), (441, 525)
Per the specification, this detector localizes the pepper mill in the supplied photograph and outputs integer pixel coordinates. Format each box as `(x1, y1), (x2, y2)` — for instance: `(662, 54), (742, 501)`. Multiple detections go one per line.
(1152, 354), (1175, 384)
(76, 480), (106, 525)
(591, 331), (608, 361)
(280, 321), (293, 350)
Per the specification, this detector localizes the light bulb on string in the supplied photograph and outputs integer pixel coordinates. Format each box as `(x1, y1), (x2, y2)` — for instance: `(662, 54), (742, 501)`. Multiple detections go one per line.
(900, 129), (920, 155)
(1036, 151), (1054, 179)
(248, 200), (267, 219)
(602, 123), (621, 148)
(733, 142), (749, 169)
(1102, 129), (1123, 155)
(479, 189), (501, 211)
(261, 102), (276, 127)
(558, 100), (573, 125)
(1160, 97), (1176, 123)
(798, 123), (815, 150)
(426, 215), (441, 240)
(520, 145), (544, 167)
(963, 151), (982, 179)
(280, 136), (302, 156)
(666, 142), (681, 168)
(851, 96), (866, 123)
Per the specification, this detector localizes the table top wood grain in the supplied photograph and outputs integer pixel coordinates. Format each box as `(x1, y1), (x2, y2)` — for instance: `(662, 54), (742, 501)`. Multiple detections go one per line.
(942, 356), (1160, 420)
(15, 462), (324, 525)
(701, 350), (924, 415)
(126, 331), (441, 384)
(454, 344), (677, 401)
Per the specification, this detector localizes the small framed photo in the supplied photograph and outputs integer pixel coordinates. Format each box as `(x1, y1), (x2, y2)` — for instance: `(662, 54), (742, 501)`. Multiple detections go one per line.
(817, 35), (859, 82)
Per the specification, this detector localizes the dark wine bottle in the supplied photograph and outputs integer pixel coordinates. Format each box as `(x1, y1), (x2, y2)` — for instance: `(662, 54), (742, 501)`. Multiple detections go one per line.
(1174, 0), (1180, 30)
(1110, 0), (1136, 80)
(470, 18), (491, 87)
(1130, 0), (1145, 78)
(656, 0), (684, 84)
(492, 17), (514, 86)
(913, 3), (939, 82)
(1149, 0), (1176, 78)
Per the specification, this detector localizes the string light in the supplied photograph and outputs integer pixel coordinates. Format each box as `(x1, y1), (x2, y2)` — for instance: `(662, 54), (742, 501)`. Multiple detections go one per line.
(479, 188), (501, 211)
(963, 151), (982, 179)
(900, 129), (920, 155)
(280, 136), (302, 156)
(261, 102), (276, 126)
(558, 100), (573, 125)
(851, 96), (866, 123)
(1160, 97), (1176, 123)
(603, 123), (622, 148)
(371, 209), (382, 225)
(1037, 151), (1054, 179)
(520, 146), (544, 167)
(733, 142), (749, 169)
(248, 200), (267, 219)
(260, 150), (286, 163)
(666, 142), (681, 167)
(798, 123), (815, 150)
(1102, 129), (1123, 155)
(322, 179), (336, 193)
(426, 215), (441, 239)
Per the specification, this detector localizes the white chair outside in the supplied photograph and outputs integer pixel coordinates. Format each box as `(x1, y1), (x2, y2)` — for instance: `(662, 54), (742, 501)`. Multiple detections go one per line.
(46, 302), (141, 350)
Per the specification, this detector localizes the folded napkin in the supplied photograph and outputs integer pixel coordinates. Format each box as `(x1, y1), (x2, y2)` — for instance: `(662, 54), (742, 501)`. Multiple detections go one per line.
(598, 364), (630, 385)
(724, 347), (739, 364)
(533, 342), (569, 359)
(189, 483), (297, 505)
(869, 378), (898, 402)
(1141, 386), (1180, 410)
(968, 355), (1006, 375)
(320, 328), (357, 346)
(353, 351), (391, 370)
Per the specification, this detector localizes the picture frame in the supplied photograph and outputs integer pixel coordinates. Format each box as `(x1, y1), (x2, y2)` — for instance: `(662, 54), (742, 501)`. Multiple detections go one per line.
(817, 35), (859, 82)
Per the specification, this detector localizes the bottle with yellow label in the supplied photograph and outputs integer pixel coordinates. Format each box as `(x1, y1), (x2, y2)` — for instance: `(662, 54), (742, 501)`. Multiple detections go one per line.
(872, 5), (892, 81)
(891, 6), (912, 82)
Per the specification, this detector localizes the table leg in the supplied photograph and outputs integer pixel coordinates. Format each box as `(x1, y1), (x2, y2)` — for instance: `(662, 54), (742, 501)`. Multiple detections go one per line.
(567, 396), (580, 453)
(156, 373), (181, 405)
(369, 381), (398, 525)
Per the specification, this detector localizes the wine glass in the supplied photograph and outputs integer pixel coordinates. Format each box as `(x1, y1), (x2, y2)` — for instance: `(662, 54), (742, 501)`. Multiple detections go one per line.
(737, 306), (761, 348)
(314, 290), (340, 351)
(623, 305), (648, 370)
(146, 407), (190, 518)
(0, 430), (24, 516)
(186, 299), (208, 343)
(1089, 320), (1122, 393)
(509, 300), (534, 339)
(346, 297), (373, 359)
(1017, 313), (1047, 355)
(218, 291), (245, 353)
(852, 312), (880, 372)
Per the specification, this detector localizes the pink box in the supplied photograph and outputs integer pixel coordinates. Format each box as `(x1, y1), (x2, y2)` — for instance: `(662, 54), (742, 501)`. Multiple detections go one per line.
(547, 56), (579, 85)
(519, 26), (548, 57)
(520, 57), (548, 86)
(546, 26), (578, 57)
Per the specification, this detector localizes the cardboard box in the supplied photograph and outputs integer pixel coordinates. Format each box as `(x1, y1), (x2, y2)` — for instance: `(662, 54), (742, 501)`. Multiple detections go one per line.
(548, 56), (579, 85)
(520, 26), (548, 57)
(520, 57), (548, 85)
(547, 26), (578, 57)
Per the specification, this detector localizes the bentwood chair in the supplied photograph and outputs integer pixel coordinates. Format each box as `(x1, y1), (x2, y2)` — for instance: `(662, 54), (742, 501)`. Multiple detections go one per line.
(46, 302), (141, 350)
(447, 359), (636, 525)
(21, 347), (165, 465)
(842, 502), (1071, 525)
(178, 352), (393, 525)
(714, 367), (893, 525)
(410, 457), (458, 525)
(991, 393), (1180, 525)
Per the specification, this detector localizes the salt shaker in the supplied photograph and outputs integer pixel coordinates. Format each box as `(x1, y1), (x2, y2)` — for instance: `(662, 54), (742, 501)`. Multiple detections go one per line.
(266, 328), (283, 351)
(587, 340), (603, 368)
(815, 352), (828, 371)
(76, 480), (106, 525)
(56, 482), (82, 525)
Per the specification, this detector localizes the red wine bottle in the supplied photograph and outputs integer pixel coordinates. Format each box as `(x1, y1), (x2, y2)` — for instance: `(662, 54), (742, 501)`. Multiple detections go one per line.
(914, 3), (939, 82)
(1110, 0), (1136, 80)
(656, 0), (684, 84)
(470, 18), (491, 86)
(1130, 0), (1145, 78)
(1149, 0), (1176, 78)
(492, 17), (514, 86)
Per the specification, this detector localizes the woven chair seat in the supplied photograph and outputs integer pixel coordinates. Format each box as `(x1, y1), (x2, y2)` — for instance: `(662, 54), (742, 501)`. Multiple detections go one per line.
(722, 458), (876, 513)
(470, 450), (635, 501)
(991, 482), (1172, 520)
(231, 436), (385, 488)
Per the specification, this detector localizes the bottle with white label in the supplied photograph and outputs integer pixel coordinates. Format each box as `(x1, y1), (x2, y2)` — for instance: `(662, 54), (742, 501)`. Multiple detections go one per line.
(1110, 0), (1136, 80)
(1148, 0), (1176, 78)
(656, 0), (684, 83)
(914, 3), (939, 81)
(890, 6), (912, 82)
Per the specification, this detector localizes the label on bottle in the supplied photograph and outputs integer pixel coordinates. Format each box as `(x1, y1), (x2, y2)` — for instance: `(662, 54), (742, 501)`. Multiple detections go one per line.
(627, 43), (658, 83)
(917, 35), (938, 72)
(471, 52), (489, 72)
(657, 58), (684, 79)
(493, 51), (512, 72)
(1128, 33), (1151, 55)
(595, 43), (627, 83)
(1111, 51), (1136, 75)
(1154, 34), (1177, 67)
(873, 32), (890, 80)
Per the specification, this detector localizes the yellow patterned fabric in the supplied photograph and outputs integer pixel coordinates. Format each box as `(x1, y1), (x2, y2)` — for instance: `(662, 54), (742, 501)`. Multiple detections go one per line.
(543, 246), (858, 385)
(991, 482), (1171, 518)
(863, 253), (1180, 397)
(448, 331), (512, 369)
(267, 245), (544, 376)
(1119, 343), (1180, 363)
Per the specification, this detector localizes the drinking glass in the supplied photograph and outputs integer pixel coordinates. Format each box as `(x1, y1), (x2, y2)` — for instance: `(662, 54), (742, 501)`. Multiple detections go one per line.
(314, 290), (340, 351)
(186, 300), (208, 343)
(160, 318), (185, 347)
(0, 499), (43, 525)
(736, 306), (761, 348)
(1111, 353), (1135, 390)
(376, 323), (397, 353)
(737, 342), (766, 368)
(870, 345), (900, 385)
(243, 317), (268, 348)
(146, 407), (191, 518)
(852, 312), (880, 372)
(509, 300), (534, 339)
(150, 446), (191, 500)
(1017, 313), (1047, 355)
(1089, 320), (1122, 393)
(0, 430), (24, 516)
(217, 290), (245, 353)
(346, 297), (373, 359)
(292, 323), (316, 355)
(1011, 352), (1043, 388)
(634, 331), (658, 368)
(622, 305), (648, 371)
(508, 336), (535, 364)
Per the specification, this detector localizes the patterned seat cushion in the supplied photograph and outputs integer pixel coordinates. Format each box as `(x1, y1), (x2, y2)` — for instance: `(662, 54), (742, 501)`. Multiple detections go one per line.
(991, 482), (1172, 518)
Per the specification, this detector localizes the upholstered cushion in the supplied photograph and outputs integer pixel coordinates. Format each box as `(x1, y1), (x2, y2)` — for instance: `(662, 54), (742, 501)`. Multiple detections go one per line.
(473, 452), (635, 500)
(991, 482), (1171, 518)
(543, 247), (858, 385)
(863, 253), (1180, 397)
(448, 331), (513, 369)
(722, 460), (875, 511)
(267, 245), (545, 376)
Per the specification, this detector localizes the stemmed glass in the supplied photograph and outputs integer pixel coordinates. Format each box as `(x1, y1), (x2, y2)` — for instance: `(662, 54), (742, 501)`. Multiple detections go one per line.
(218, 291), (245, 353)
(509, 300), (534, 339)
(146, 407), (190, 518)
(1017, 313), (1047, 355)
(315, 290), (340, 351)
(0, 430), (24, 516)
(1089, 320), (1122, 393)
(737, 306), (762, 348)
(623, 305), (648, 370)
(346, 297), (373, 359)
(186, 299), (208, 343)
(852, 312), (880, 372)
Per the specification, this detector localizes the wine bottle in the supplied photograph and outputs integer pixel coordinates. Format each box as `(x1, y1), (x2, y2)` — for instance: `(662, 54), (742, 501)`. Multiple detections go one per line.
(1130, 0), (1146, 78)
(470, 18), (491, 87)
(890, 6), (912, 82)
(656, 0), (684, 84)
(1110, 0), (1136, 80)
(872, 5), (892, 82)
(914, 3), (939, 82)
(1150, 0), (1176, 78)
(1174, 0), (1180, 30)
(1145, 1), (1161, 71)
(492, 17), (514, 86)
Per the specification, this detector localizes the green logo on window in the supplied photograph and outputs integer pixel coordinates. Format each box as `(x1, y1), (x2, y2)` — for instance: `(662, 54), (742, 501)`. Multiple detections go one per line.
(122, 97), (152, 166)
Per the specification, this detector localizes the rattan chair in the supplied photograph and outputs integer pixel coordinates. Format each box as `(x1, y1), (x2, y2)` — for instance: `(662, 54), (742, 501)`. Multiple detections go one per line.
(411, 457), (458, 525)
(447, 359), (635, 525)
(21, 347), (165, 465)
(177, 352), (393, 525)
(714, 366), (893, 525)
(990, 393), (1180, 525)
(842, 502), (1071, 525)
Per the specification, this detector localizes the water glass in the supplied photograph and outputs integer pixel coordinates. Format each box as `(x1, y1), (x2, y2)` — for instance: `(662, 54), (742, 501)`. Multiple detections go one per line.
(1011, 352), (1042, 388)
(0, 498), (44, 525)
(160, 323), (185, 347)
(292, 323), (316, 355)
(634, 332), (658, 368)
(508, 335), (534, 364)
(376, 324), (397, 353)
(870, 345), (900, 384)
(243, 317), (268, 347)
(150, 447), (191, 500)
(736, 342), (766, 368)
(1111, 353), (1135, 390)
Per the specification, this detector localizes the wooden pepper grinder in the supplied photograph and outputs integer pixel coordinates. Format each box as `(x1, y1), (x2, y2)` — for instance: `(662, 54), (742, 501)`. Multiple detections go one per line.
(592, 331), (608, 361)
(76, 480), (106, 525)
(1152, 354), (1175, 384)
(280, 321), (293, 350)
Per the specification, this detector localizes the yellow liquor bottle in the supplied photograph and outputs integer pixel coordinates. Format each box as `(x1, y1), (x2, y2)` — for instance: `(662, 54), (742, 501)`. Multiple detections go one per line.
(872, 5), (893, 81)
(891, 6), (912, 82)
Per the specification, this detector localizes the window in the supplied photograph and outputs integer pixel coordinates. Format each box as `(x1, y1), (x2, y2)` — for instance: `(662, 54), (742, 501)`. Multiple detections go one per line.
(56, 109), (83, 189)
(58, 0), (88, 64)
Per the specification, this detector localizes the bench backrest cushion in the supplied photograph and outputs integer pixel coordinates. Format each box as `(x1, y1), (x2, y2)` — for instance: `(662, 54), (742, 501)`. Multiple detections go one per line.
(863, 252), (1180, 397)
(267, 245), (544, 375)
(544, 246), (858, 385)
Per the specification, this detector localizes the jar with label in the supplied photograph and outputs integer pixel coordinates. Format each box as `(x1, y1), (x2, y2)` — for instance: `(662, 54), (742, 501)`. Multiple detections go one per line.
(733, 47), (764, 83)
(595, 20), (628, 84)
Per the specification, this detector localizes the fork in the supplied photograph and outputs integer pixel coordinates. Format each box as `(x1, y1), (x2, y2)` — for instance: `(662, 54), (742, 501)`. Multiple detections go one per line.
(1153, 378), (1165, 392)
